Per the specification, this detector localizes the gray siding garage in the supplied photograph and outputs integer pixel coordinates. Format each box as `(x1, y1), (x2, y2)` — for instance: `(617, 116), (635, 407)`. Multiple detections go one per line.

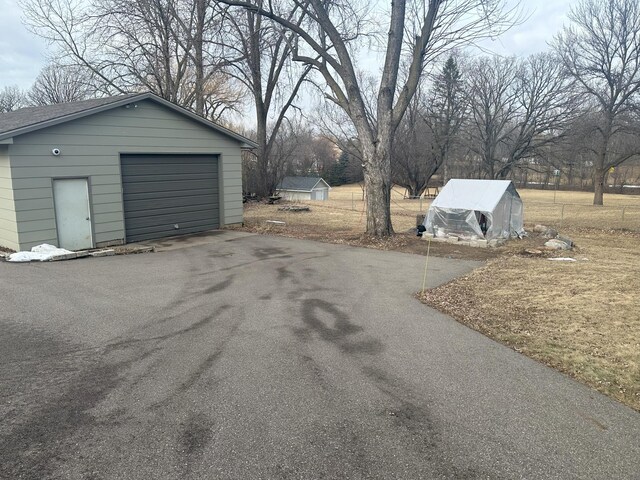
(0, 93), (255, 251)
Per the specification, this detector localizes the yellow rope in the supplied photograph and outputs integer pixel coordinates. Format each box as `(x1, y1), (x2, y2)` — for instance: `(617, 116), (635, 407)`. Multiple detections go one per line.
(421, 237), (432, 295)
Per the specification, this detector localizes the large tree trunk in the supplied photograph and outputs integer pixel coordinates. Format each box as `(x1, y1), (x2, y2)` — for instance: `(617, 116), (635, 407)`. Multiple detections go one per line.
(594, 116), (612, 206)
(255, 110), (270, 198)
(194, 0), (206, 116)
(593, 167), (606, 206)
(406, 184), (424, 198)
(362, 138), (393, 237)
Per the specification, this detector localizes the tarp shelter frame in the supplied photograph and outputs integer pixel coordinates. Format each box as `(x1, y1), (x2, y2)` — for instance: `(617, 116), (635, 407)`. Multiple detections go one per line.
(422, 179), (525, 240)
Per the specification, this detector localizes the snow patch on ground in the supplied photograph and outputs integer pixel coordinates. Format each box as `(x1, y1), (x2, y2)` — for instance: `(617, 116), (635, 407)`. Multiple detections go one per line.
(8, 244), (75, 262)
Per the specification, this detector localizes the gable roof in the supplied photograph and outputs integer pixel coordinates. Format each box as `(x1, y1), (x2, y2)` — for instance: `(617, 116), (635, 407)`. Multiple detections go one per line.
(430, 179), (520, 212)
(277, 176), (330, 192)
(0, 92), (257, 148)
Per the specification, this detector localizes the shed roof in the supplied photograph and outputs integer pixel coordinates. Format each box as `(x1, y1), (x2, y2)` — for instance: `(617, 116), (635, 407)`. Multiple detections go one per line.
(431, 179), (519, 212)
(0, 93), (257, 148)
(278, 176), (330, 192)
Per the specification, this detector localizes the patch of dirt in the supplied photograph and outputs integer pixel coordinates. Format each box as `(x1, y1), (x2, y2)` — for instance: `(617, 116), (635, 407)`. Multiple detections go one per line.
(235, 225), (502, 261)
(111, 245), (155, 255)
(235, 218), (578, 262)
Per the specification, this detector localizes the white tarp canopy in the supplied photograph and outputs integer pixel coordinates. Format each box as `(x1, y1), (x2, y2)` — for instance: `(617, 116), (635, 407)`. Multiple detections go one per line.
(422, 179), (525, 240)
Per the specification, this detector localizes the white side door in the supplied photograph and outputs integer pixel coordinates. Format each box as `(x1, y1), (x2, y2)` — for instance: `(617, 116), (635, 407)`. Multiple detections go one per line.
(53, 178), (93, 250)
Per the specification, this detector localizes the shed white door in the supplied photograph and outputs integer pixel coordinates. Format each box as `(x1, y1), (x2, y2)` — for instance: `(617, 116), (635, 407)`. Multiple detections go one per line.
(312, 188), (328, 200)
(53, 178), (93, 250)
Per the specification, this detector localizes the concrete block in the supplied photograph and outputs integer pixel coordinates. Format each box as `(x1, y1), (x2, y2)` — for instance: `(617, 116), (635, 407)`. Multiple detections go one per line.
(90, 249), (116, 257)
(423, 233), (434, 239)
(446, 236), (459, 244)
(48, 252), (78, 261)
(471, 240), (488, 248)
(129, 246), (155, 254)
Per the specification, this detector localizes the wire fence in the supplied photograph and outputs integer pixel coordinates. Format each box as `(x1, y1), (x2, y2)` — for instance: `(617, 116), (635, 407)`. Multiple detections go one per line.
(306, 187), (640, 232)
(525, 202), (640, 232)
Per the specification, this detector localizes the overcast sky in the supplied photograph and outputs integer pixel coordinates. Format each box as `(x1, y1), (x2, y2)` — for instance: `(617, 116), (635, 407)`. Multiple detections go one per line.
(0, 0), (575, 90)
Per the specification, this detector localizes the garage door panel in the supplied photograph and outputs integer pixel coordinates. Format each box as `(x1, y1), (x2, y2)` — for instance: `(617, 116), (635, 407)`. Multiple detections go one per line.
(124, 203), (219, 219)
(124, 210), (219, 229)
(121, 173), (216, 183)
(125, 219), (219, 238)
(122, 158), (217, 167)
(121, 154), (220, 242)
(125, 207), (218, 227)
(123, 189), (218, 202)
(123, 194), (219, 210)
(122, 164), (218, 176)
(123, 179), (219, 194)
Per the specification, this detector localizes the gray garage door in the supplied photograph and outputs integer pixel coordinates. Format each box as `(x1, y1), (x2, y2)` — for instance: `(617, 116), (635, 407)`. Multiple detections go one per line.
(121, 154), (219, 242)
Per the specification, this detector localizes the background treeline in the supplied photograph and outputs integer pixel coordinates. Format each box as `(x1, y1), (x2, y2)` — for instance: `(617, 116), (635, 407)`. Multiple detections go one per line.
(5, 0), (640, 205)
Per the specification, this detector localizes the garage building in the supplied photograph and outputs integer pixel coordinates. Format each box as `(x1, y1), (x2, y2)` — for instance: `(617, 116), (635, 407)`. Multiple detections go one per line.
(277, 176), (331, 201)
(0, 93), (255, 251)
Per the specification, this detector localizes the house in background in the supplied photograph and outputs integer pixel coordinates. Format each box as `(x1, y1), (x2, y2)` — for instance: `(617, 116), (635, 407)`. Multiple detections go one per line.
(0, 92), (256, 251)
(277, 176), (331, 201)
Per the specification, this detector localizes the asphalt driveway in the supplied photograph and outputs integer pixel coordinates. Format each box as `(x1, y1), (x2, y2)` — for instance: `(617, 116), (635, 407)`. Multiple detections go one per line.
(1, 232), (639, 479)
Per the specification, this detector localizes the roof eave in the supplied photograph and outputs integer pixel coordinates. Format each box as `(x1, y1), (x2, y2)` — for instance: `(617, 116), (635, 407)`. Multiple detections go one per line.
(313, 178), (331, 189)
(0, 94), (151, 142)
(0, 93), (259, 148)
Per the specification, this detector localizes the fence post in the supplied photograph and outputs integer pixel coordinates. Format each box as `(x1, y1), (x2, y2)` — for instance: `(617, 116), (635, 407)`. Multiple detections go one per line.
(352, 192), (354, 211)
(622, 207), (626, 221)
(560, 204), (565, 229)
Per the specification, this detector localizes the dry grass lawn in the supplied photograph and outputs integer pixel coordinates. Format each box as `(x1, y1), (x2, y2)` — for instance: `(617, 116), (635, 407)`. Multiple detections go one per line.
(238, 184), (640, 411)
(420, 230), (640, 411)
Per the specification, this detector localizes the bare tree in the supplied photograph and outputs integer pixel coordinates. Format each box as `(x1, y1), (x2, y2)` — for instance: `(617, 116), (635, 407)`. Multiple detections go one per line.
(286, 130), (337, 176)
(466, 56), (520, 178)
(466, 53), (578, 179)
(0, 86), (28, 112)
(220, 3), (311, 197)
(28, 63), (94, 105)
(22, 0), (242, 120)
(242, 120), (305, 194)
(216, 0), (518, 237)
(392, 94), (434, 197)
(423, 55), (467, 184)
(553, 0), (640, 205)
(392, 56), (467, 197)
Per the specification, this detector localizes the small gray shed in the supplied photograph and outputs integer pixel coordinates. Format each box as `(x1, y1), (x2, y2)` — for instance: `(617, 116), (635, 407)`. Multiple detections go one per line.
(0, 93), (256, 251)
(277, 176), (331, 201)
